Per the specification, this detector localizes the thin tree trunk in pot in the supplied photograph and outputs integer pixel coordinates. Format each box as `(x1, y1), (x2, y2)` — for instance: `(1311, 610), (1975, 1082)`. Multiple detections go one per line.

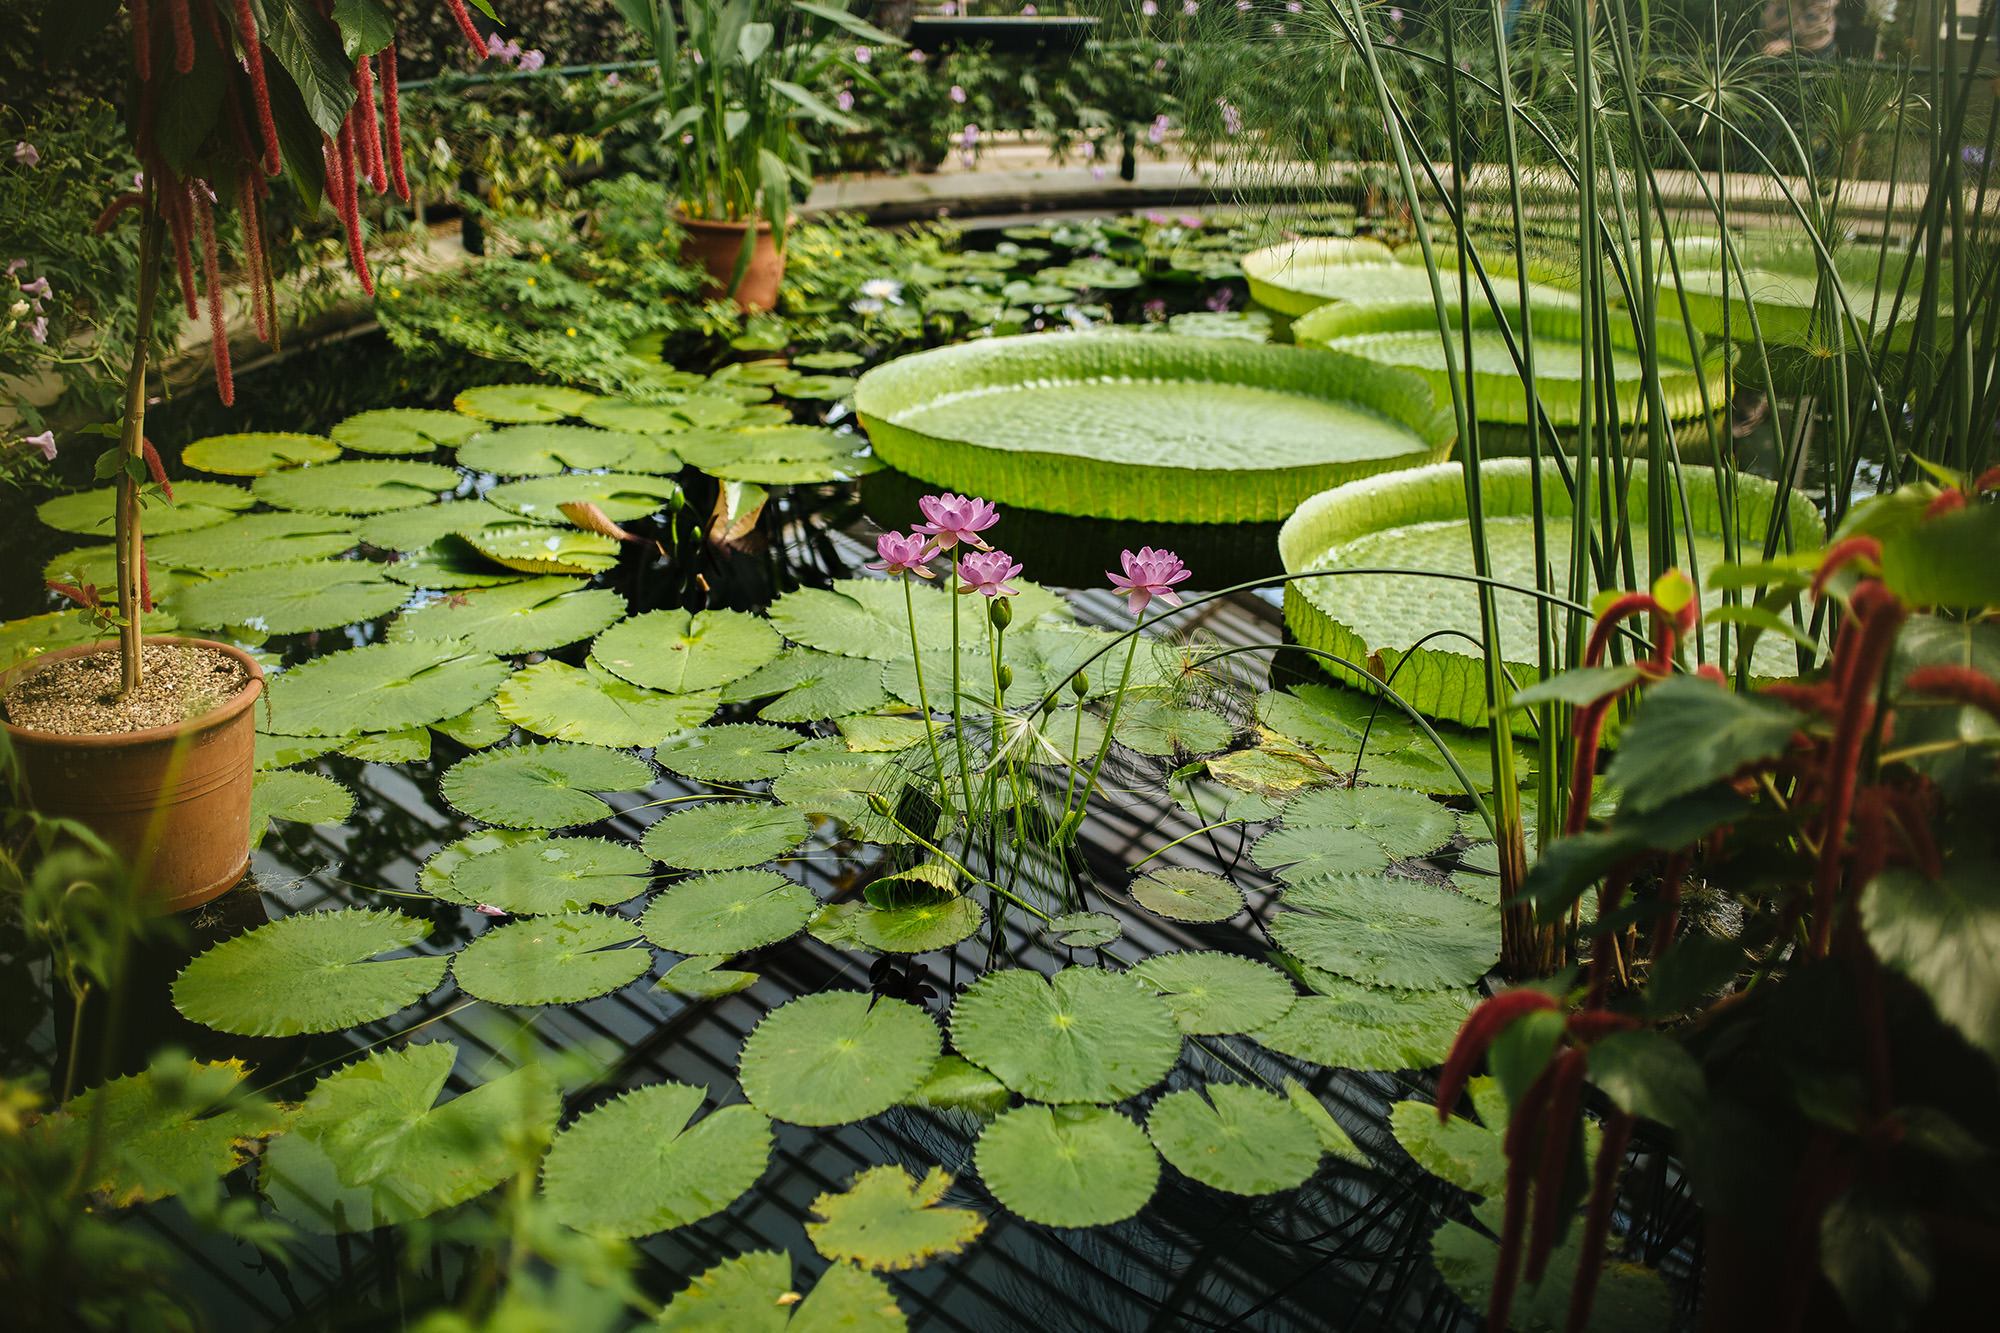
(116, 214), (164, 695)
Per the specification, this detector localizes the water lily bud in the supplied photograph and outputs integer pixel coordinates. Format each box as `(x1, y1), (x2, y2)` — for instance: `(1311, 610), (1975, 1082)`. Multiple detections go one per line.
(865, 790), (894, 818)
(996, 664), (1013, 692)
(988, 596), (1012, 630)
(1070, 671), (1089, 698)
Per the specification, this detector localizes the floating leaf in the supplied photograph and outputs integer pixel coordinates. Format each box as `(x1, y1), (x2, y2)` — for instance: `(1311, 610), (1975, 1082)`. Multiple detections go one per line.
(769, 751), (906, 840)
(458, 424), (641, 476)
(340, 727), (431, 763)
(255, 731), (340, 770)
(1432, 1201), (1674, 1333)
(251, 769), (354, 840)
(420, 828), (544, 903)
(1284, 1077), (1370, 1166)
(839, 714), (931, 753)
(1251, 978), (1475, 1070)
(488, 472), (680, 523)
(173, 909), (447, 1037)
(656, 722), (802, 782)
(265, 639), (510, 736)
(39, 481), (252, 537)
(183, 431), (340, 475)
(331, 407), (481, 455)
(737, 992), (941, 1126)
(465, 524), (621, 575)
(1389, 1077), (1511, 1200)
(905, 1055), (1011, 1115)
(1272, 873), (1501, 991)
(1050, 911), (1122, 948)
(167, 561), (408, 634)
(756, 654), (892, 724)
(432, 700), (515, 747)
(540, 1082), (772, 1239)
(850, 895), (984, 954)
(640, 869), (816, 955)
(656, 1252), (907, 1332)
(455, 383), (599, 423)
(592, 608), (783, 693)
(146, 511), (357, 571)
(440, 743), (652, 829)
(769, 580), (959, 661)
(357, 499), (521, 552)
(950, 967), (1181, 1105)
(445, 836), (653, 915)
(391, 577), (627, 655)
(1281, 787), (1460, 860)
(580, 398), (689, 432)
(450, 912), (650, 1006)
(641, 802), (810, 872)
(974, 1103), (1159, 1227)
(494, 660), (715, 747)
(1128, 951), (1298, 1035)
(1129, 867), (1245, 922)
(260, 1042), (558, 1233)
(794, 351), (864, 369)
(807, 1166), (985, 1271)
(1112, 699), (1234, 757)
(253, 459), (459, 514)
(1146, 1084), (1322, 1195)
(63, 1058), (280, 1206)
(382, 536), (527, 589)
(656, 955), (761, 999)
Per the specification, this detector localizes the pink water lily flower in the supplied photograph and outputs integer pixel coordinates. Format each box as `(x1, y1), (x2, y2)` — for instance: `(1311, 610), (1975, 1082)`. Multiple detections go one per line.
(958, 549), (1023, 598)
(1108, 547), (1191, 617)
(868, 531), (935, 577)
(475, 904), (509, 917)
(914, 492), (998, 553)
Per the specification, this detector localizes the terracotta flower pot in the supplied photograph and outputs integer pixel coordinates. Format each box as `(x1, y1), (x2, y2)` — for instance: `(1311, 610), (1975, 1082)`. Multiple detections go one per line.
(2, 636), (265, 913)
(677, 211), (787, 312)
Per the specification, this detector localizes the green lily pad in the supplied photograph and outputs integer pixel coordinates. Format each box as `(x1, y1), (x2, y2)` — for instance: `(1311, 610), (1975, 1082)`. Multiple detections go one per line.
(1250, 978), (1475, 1070)
(904, 1055), (1011, 1115)
(252, 460), (460, 514)
(357, 500), (522, 552)
(656, 955), (761, 999)
(1128, 951), (1298, 1035)
(1049, 911), (1122, 948)
(850, 895), (985, 954)
(839, 714), (932, 753)
(974, 1103), (1159, 1227)
(38, 481), (252, 537)
(1272, 873), (1500, 990)
(591, 609), (783, 693)
(457, 424), (642, 476)
(681, 426), (879, 485)
(440, 743), (653, 829)
(769, 752), (909, 842)
(146, 512), (357, 571)
(540, 1081), (772, 1239)
(950, 967), (1181, 1105)
(250, 770), (354, 839)
(1146, 1084), (1322, 1195)
(391, 577), (627, 655)
(1112, 698), (1235, 757)
(62, 1058), (279, 1207)
(182, 431), (341, 476)
(454, 383), (599, 423)
(639, 868), (816, 955)
(737, 992), (942, 1126)
(330, 408), (481, 455)
(807, 1165), (985, 1272)
(488, 472), (680, 523)
(579, 398), (689, 433)
(254, 732), (341, 770)
(264, 639), (510, 736)
(432, 700), (515, 747)
(1281, 786), (1460, 859)
(794, 351), (864, 369)
(493, 659), (715, 747)
(420, 828), (546, 904)
(656, 1252), (907, 1331)
(1390, 1077), (1511, 1200)
(173, 909), (447, 1037)
(259, 1042), (558, 1233)
(382, 537), (527, 589)
(737, 651), (892, 723)
(673, 393), (748, 428)
(450, 912), (650, 1005)
(1250, 824), (1393, 881)
(1285, 1077), (1371, 1166)
(779, 374), (855, 399)
(166, 560), (408, 634)
(445, 836), (653, 914)
(340, 726), (432, 762)
(640, 802), (810, 871)
(655, 722), (803, 783)
(39, 543), (205, 607)
(768, 580), (960, 661)
(464, 524), (621, 576)
(1432, 1200), (1674, 1332)
(1129, 867), (1244, 922)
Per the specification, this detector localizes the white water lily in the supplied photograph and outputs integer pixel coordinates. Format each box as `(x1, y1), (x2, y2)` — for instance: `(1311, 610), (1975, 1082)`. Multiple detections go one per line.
(858, 277), (904, 304)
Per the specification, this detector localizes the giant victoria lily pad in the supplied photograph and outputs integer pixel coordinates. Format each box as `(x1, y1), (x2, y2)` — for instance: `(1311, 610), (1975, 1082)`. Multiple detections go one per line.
(1277, 459), (1822, 730)
(1242, 237), (1577, 319)
(854, 333), (1455, 524)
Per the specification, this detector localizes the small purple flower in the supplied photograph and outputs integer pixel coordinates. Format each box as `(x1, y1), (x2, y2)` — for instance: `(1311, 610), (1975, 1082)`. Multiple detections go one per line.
(1091, 165), (1106, 180)
(486, 32), (507, 56)
(1081, 139), (1095, 159)
(1206, 286), (1236, 312)
(516, 49), (546, 73)
(1142, 298), (1168, 320)
(1178, 213), (1204, 228)
(868, 531), (935, 578)
(957, 549), (1024, 598)
(1963, 145), (1988, 168)
(1148, 114), (1169, 145)
(1271, 21), (1286, 32)
(1286, 1), (1302, 10)
(960, 123), (981, 148)
(1107, 547), (1191, 617)
(950, 84), (967, 103)
(1236, 0), (1251, 8)
(475, 904), (508, 917)
(855, 45), (871, 63)
(1218, 98), (1242, 135)
(13, 142), (38, 167)
(1184, 0), (1199, 13)
(837, 89), (855, 112)
(606, 71), (621, 86)
(131, 171), (146, 190)
(1389, 6), (1403, 19)
(915, 492), (999, 553)
(909, 48), (926, 63)
(25, 430), (56, 460)
(1021, 4), (1037, 13)
(942, 0), (958, 11)
(4, 259), (23, 276)
(19, 276), (49, 299)
(1142, 0), (1158, 13)
(28, 316), (47, 344)
(1146, 210), (1171, 225)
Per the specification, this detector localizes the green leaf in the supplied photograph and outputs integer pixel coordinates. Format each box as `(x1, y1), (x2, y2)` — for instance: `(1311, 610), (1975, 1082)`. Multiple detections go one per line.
(580, 398), (689, 433)
(640, 869), (816, 955)
(1283, 1077), (1369, 1166)
(488, 472), (679, 524)
(182, 432), (340, 476)
(1603, 676), (1803, 814)
(849, 896), (985, 954)
(258, 0), (358, 136)
(1112, 699), (1234, 757)
(252, 459), (459, 514)
(465, 525), (623, 576)
(904, 1056), (1011, 1115)
(1049, 911), (1121, 948)
(790, 0), (906, 47)
(655, 722), (803, 782)
(768, 77), (864, 131)
(1863, 861), (2000, 1064)
(433, 700), (516, 748)
(457, 424), (643, 476)
(806, 1165), (985, 1271)
(656, 955), (761, 999)
(737, 992), (941, 1126)
(769, 751), (907, 839)
(1705, 604), (1818, 651)
(420, 828), (545, 904)
(1585, 1030), (1708, 1131)
(173, 909), (447, 1037)
(440, 743), (653, 829)
(259, 1042), (558, 1234)
(1818, 1187), (1935, 1333)
(1430, 1206), (1673, 1332)
(794, 351), (864, 369)
(340, 726), (431, 763)
(255, 731), (340, 770)
(1250, 825), (1391, 880)
(1128, 867), (1244, 922)
(251, 769), (354, 839)
(381, 538), (528, 590)
(146, 511), (357, 571)
(1390, 1076), (1511, 1198)
(540, 1082), (772, 1238)
(1146, 1084), (1322, 1195)
(1879, 505), (2000, 611)
(950, 967), (1181, 1105)
(450, 912), (650, 1006)
(592, 609), (782, 693)
(445, 836), (653, 915)
(641, 802), (809, 871)
(1509, 665), (1649, 710)
(1250, 979), (1474, 1070)
(63, 1058), (279, 1207)
(38, 481), (252, 537)
(265, 640), (510, 736)
(494, 660), (716, 747)
(974, 1103), (1159, 1227)
(454, 383), (600, 423)
(392, 577), (627, 655)
(769, 581), (958, 661)
(1271, 873), (1500, 990)
(358, 500), (521, 552)
(167, 561), (408, 635)
(331, 408), (481, 456)
(1128, 951), (1298, 1035)
(1279, 786), (1460, 859)
(655, 1252), (908, 1332)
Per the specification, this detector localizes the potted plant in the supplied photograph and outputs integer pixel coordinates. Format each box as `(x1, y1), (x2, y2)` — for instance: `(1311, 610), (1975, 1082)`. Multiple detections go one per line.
(4, 0), (506, 910)
(609, 0), (896, 310)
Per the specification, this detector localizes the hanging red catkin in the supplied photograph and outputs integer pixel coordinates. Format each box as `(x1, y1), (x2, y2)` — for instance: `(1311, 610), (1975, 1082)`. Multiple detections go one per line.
(141, 437), (174, 501)
(166, 0), (195, 74)
(229, 0), (283, 175)
(235, 170), (269, 342)
(1562, 1110), (1635, 1333)
(191, 184), (235, 405)
(444, 0), (490, 58)
(1523, 1049), (1590, 1284)
(1489, 1062), (1560, 1333)
(380, 46), (409, 201)
(94, 192), (147, 233)
(159, 171), (200, 318)
(138, 533), (154, 612)
(130, 0), (154, 81)
(334, 118), (375, 295)
(353, 51), (387, 194)
(190, 0), (227, 50)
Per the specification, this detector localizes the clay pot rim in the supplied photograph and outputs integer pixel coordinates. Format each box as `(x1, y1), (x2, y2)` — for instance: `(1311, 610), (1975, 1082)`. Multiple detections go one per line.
(1, 635), (267, 749)
(673, 209), (799, 236)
